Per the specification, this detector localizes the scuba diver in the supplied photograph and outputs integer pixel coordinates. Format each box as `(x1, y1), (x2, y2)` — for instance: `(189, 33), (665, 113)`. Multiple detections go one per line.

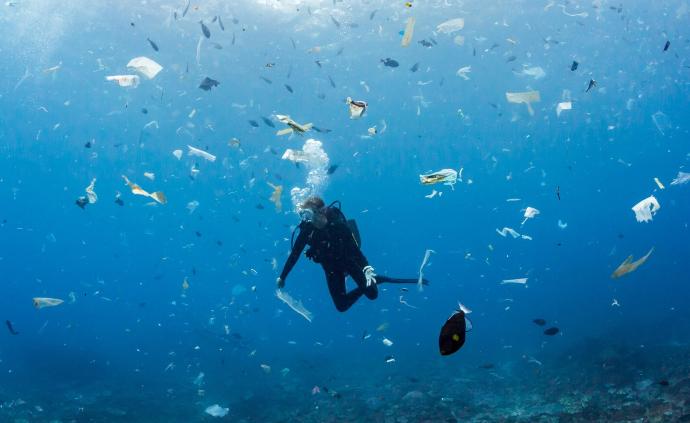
(276, 196), (425, 312)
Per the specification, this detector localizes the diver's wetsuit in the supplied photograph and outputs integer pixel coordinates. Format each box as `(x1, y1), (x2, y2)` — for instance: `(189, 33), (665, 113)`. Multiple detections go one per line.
(279, 204), (419, 312)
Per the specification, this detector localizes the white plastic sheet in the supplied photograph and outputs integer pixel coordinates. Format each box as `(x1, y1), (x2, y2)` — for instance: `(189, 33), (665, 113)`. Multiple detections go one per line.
(127, 56), (163, 79)
(631, 195), (660, 223)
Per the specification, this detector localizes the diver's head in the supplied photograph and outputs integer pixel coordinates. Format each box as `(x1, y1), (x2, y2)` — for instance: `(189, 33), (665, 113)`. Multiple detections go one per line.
(299, 196), (327, 228)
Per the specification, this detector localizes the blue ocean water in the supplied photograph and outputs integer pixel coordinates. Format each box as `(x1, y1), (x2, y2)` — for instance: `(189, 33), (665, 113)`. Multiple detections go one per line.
(1, 0), (690, 421)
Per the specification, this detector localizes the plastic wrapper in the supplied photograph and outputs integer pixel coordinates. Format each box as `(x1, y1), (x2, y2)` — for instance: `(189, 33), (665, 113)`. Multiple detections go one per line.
(419, 169), (458, 188)
(611, 247), (654, 279)
(187, 145), (216, 162)
(85, 178), (97, 204)
(654, 177), (665, 190)
(556, 101), (572, 117)
(122, 175), (167, 205)
(268, 182), (283, 212)
(33, 297), (64, 309)
(204, 404), (229, 418)
(631, 195), (660, 223)
(401, 17), (416, 47)
(276, 289), (313, 322)
(172, 149), (183, 160)
(436, 18), (464, 34)
(126, 56), (163, 79)
(670, 171), (690, 186)
(496, 227), (520, 238)
(506, 91), (541, 116)
(105, 75), (140, 87)
(522, 207), (540, 224)
(346, 97), (367, 119)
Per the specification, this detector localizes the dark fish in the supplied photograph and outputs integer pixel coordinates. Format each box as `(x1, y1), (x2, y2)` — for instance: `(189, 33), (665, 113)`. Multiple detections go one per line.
(328, 75), (336, 88)
(261, 116), (275, 128)
(200, 21), (211, 38)
(473, 47), (476, 56)
(659, 380), (670, 386)
(336, 46), (344, 56)
(141, 108), (148, 114)
(218, 16), (225, 31)
(211, 16), (218, 23)
(130, 22), (136, 27)
(174, 12), (178, 20)
(5, 320), (18, 335)
(533, 318), (546, 326)
(544, 327), (559, 336)
(115, 197), (124, 206)
(265, 62), (275, 68)
(147, 38), (159, 52)
(84, 141), (92, 148)
(586, 79), (597, 93)
(489, 103), (498, 109)
(315, 60), (322, 68)
(290, 37), (296, 49)
(182, 0), (190, 17)
(232, 17), (239, 24)
(248, 120), (259, 128)
(663, 40), (670, 51)
(210, 42), (223, 50)
(269, 148), (278, 155)
(327, 164), (338, 175)
(231, 33), (236, 45)
(506, 55), (517, 63)
(488, 43), (500, 51)
(317, 93), (326, 100)
(410, 62), (419, 72)
(312, 126), (331, 133)
(195, 231), (202, 237)
(284, 84), (293, 93)
(75, 197), (88, 209)
(381, 58), (399, 68)
(571, 60), (579, 71)
(199, 77), (220, 91)
(479, 363), (494, 369)
(439, 309), (471, 356)
(370, 10), (377, 20)
(330, 15), (341, 28)
(256, 204), (265, 210)
(418, 39), (433, 48)
(556, 186), (561, 201)
(260, 76), (272, 84)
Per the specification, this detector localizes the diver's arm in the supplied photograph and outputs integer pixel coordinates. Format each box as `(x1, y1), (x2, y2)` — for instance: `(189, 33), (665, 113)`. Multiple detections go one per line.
(278, 227), (308, 285)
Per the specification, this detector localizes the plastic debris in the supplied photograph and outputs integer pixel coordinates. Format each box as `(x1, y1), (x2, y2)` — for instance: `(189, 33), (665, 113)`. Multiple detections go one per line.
(670, 171), (690, 186)
(501, 278), (528, 285)
(85, 178), (97, 204)
(506, 91), (541, 116)
(187, 145), (216, 162)
(33, 297), (64, 309)
(345, 97), (367, 119)
(143, 172), (155, 181)
(126, 56), (163, 79)
(204, 404), (229, 418)
(456, 66), (471, 80)
(418, 249), (435, 291)
(631, 195), (660, 223)
(382, 338), (393, 347)
(496, 227), (520, 238)
(199, 77), (220, 91)
(520, 66), (546, 80)
(276, 114), (313, 136)
(260, 364), (271, 374)
(186, 200), (199, 214)
(122, 175), (167, 205)
(556, 101), (572, 117)
(172, 149), (183, 160)
(654, 177), (665, 190)
(419, 169), (459, 189)
(268, 182), (283, 212)
(522, 207), (540, 225)
(436, 18), (465, 34)
(105, 74), (140, 87)
(276, 289), (313, 322)
(651, 111), (671, 136)
(401, 17), (416, 47)
(611, 247), (654, 279)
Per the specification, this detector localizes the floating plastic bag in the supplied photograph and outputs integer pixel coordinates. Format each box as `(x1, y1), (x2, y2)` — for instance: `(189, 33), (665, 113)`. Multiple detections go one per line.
(506, 91), (541, 116)
(556, 101), (572, 117)
(105, 75), (140, 87)
(520, 66), (546, 80)
(651, 111), (671, 136)
(127, 56), (163, 79)
(522, 206), (540, 225)
(401, 17), (416, 47)
(33, 297), (64, 309)
(268, 182), (283, 212)
(346, 97), (367, 119)
(205, 404), (229, 418)
(419, 169), (458, 188)
(496, 227), (519, 238)
(276, 289), (313, 322)
(611, 247), (654, 279)
(172, 149), (183, 160)
(436, 18), (465, 34)
(631, 195), (660, 223)
(187, 145), (216, 162)
(670, 171), (690, 186)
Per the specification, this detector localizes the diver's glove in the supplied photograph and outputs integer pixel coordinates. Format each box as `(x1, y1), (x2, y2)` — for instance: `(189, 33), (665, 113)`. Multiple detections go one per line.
(276, 277), (285, 289)
(363, 266), (377, 287)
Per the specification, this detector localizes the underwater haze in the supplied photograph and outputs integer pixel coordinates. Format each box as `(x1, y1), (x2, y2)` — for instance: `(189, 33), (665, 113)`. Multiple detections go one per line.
(1, 0), (690, 421)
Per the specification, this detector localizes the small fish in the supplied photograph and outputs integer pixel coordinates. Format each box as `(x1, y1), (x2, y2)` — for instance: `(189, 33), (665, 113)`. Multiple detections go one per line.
(327, 164), (339, 175)
(336, 47), (344, 56)
(328, 75), (336, 88)
(369, 10), (377, 20)
(231, 33), (236, 45)
(210, 42), (223, 50)
(418, 39), (433, 48)
(218, 16), (225, 31)
(544, 327), (559, 336)
(533, 318), (546, 326)
(200, 21), (211, 38)
(663, 40), (670, 52)
(439, 309), (471, 356)
(571, 60), (579, 71)
(256, 204), (265, 210)
(290, 37), (296, 50)
(506, 55), (517, 63)
(147, 38), (159, 52)
(5, 320), (18, 335)
(265, 63), (275, 68)
(199, 77), (220, 91)
(479, 363), (494, 369)
(84, 141), (92, 148)
(330, 15), (341, 28)
(410, 62), (419, 72)
(260, 76), (273, 84)
(381, 58), (399, 68)
(312, 126), (331, 133)
(659, 380), (670, 386)
(556, 186), (561, 201)
(75, 197), (89, 209)
(141, 108), (148, 114)
(261, 116), (275, 128)
(314, 60), (322, 68)
(211, 16), (218, 23)
(248, 120), (259, 128)
(114, 193), (124, 206)
(586, 79), (597, 93)
(284, 84), (293, 93)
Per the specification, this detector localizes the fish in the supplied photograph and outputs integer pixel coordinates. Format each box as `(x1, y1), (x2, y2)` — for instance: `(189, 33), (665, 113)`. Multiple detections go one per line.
(312, 126), (331, 133)
(571, 60), (579, 71)
(370, 10), (377, 20)
(586, 79), (597, 93)
(5, 320), (18, 335)
(260, 76), (273, 84)
(328, 75), (336, 88)
(182, 0), (190, 17)
(439, 308), (471, 356)
(381, 58), (399, 68)
(314, 60), (322, 68)
(199, 77), (220, 91)
(544, 327), (559, 336)
(261, 116), (275, 128)
(330, 15), (341, 28)
(410, 62), (419, 72)
(418, 39), (433, 48)
(659, 380), (670, 386)
(75, 197), (89, 209)
(533, 318), (546, 326)
(663, 40), (670, 52)
(556, 186), (561, 201)
(200, 21), (211, 38)
(218, 16), (225, 31)
(211, 16), (217, 23)
(210, 42), (223, 50)
(248, 120), (259, 128)
(327, 164), (339, 175)
(479, 363), (494, 369)
(147, 38), (159, 52)
(284, 84), (293, 93)
(231, 33), (236, 45)
(290, 37), (296, 49)
(336, 47), (344, 56)
(506, 55), (517, 62)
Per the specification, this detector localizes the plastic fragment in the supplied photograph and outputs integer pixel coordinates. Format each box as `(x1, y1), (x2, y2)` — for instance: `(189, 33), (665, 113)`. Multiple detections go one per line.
(401, 17), (416, 47)
(105, 75), (140, 87)
(172, 149), (183, 160)
(456, 66), (471, 80)
(204, 404), (229, 418)
(382, 338), (393, 347)
(654, 178), (665, 190)
(85, 178), (97, 204)
(33, 297), (64, 309)
(418, 249), (435, 291)
(631, 195), (660, 223)
(501, 278), (528, 285)
(186, 200), (199, 214)
(275, 289), (313, 322)
(346, 97), (367, 119)
(187, 145), (216, 162)
(556, 101), (572, 117)
(419, 169), (458, 188)
(436, 18), (465, 34)
(126, 56), (163, 79)
(506, 91), (541, 116)
(496, 227), (520, 238)
(143, 172), (155, 181)
(520, 66), (546, 79)
(670, 171), (690, 186)
(611, 247), (654, 279)
(276, 114), (313, 136)
(122, 175), (167, 205)
(268, 182), (283, 212)
(522, 207), (540, 225)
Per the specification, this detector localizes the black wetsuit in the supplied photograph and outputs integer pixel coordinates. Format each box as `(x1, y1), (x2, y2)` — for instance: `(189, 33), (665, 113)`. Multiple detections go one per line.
(278, 204), (419, 312)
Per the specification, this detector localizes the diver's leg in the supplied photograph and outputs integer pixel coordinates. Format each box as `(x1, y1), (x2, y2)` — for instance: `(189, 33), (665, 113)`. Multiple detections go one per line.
(324, 266), (364, 312)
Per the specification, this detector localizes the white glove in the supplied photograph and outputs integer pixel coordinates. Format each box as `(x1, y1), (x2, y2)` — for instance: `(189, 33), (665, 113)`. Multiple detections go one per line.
(363, 265), (377, 287)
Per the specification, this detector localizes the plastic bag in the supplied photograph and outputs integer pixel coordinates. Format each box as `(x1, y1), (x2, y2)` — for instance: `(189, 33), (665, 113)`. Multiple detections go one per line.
(33, 297), (64, 309)
(419, 169), (458, 188)
(127, 56), (163, 79)
(436, 18), (465, 34)
(122, 175), (167, 205)
(275, 114), (313, 136)
(276, 289), (313, 322)
(187, 145), (216, 162)
(670, 171), (690, 186)
(506, 91), (541, 115)
(631, 195), (660, 223)
(346, 97), (367, 119)
(268, 182), (283, 212)
(105, 75), (140, 87)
